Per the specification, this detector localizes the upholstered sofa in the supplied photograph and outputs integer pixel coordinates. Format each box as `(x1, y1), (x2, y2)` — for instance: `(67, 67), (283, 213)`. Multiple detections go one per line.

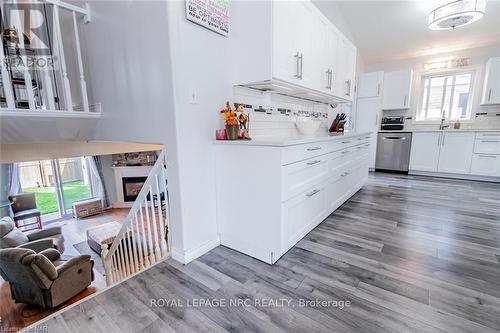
(0, 216), (65, 253)
(0, 248), (94, 308)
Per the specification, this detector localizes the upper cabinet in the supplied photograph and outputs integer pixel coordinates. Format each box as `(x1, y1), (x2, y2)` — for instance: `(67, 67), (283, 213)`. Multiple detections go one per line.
(232, 0), (357, 103)
(357, 71), (384, 98)
(481, 57), (500, 105)
(381, 69), (413, 110)
(335, 37), (356, 101)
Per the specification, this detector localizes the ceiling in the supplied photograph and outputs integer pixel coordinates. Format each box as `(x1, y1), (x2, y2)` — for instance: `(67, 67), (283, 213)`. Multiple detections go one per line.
(330, 0), (500, 64)
(0, 141), (163, 163)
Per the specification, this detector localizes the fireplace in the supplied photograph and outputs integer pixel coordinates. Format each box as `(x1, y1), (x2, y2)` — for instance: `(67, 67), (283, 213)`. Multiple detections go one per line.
(122, 177), (147, 202)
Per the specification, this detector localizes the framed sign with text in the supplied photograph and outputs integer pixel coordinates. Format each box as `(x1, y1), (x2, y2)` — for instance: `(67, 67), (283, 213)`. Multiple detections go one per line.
(185, 0), (230, 37)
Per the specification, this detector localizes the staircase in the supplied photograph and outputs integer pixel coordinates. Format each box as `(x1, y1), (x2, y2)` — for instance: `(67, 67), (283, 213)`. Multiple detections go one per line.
(101, 150), (170, 285)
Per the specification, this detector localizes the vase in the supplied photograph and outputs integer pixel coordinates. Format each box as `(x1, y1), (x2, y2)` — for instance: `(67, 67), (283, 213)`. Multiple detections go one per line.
(225, 125), (239, 140)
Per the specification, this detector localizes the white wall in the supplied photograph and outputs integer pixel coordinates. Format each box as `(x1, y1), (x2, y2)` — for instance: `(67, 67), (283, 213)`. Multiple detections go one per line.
(81, 1), (186, 257)
(164, 0), (233, 262)
(364, 44), (500, 129)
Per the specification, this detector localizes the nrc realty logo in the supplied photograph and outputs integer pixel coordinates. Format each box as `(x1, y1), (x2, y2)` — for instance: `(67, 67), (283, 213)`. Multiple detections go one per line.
(2, 2), (53, 55)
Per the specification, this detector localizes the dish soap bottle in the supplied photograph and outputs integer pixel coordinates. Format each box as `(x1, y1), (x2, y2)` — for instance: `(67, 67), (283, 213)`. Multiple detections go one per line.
(454, 119), (461, 129)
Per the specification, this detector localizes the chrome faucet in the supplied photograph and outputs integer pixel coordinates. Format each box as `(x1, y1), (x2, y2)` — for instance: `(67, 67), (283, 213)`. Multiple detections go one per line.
(439, 110), (449, 130)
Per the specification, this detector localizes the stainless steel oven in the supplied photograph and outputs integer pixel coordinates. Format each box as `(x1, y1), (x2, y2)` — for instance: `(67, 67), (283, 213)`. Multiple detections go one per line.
(375, 132), (412, 172)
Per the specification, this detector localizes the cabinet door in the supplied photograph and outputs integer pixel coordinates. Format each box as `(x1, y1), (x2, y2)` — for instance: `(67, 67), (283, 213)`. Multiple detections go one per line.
(282, 185), (326, 251)
(437, 132), (474, 174)
(409, 132), (441, 172)
(336, 38), (356, 100)
(272, 1), (302, 83)
(355, 97), (381, 168)
(470, 154), (500, 177)
(382, 69), (413, 110)
(315, 19), (338, 94)
(481, 57), (500, 105)
(357, 71), (384, 98)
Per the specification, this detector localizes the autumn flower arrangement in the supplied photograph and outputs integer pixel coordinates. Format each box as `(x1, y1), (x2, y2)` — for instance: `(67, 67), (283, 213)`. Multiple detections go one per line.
(220, 102), (239, 140)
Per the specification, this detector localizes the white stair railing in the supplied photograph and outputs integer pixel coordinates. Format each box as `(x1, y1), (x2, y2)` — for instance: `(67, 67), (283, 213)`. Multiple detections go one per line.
(101, 150), (170, 285)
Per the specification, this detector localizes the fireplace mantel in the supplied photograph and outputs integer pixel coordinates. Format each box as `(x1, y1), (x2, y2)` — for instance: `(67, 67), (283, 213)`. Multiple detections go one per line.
(112, 166), (152, 208)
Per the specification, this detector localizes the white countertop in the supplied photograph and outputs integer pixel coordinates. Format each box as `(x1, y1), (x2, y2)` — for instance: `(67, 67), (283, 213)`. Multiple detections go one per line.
(214, 131), (372, 147)
(379, 129), (500, 133)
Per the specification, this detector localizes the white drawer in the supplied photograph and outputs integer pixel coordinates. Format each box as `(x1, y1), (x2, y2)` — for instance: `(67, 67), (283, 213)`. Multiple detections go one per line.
(476, 132), (500, 140)
(282, 141), (330, 165)
(474, 136), (500, 155)
(282, 154), (330, 201)
(470, 154), (500, 177)
(282, 184), (326, 251)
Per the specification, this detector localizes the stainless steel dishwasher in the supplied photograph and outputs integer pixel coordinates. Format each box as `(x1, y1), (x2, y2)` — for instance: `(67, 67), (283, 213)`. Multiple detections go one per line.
(375, 132), (412, 172)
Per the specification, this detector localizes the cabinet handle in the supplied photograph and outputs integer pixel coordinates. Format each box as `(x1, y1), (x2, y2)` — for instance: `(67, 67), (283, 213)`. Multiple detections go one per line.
(306, 189), (320, 197)
(437, 133), (442, 146)
(480, 140), (499, 143)
(341, 150), (350, 154)
(488, 88), (492, 101)
(331, 73), (335, 92)
(345, 80), (351, 96)
(307, 160), (321, 165)
(299, 53), (304, 80)
(306, 146), (321, 151)
(377, 83), (381, 96)
(442, 133), (445, 146)
(478, 154), (496, 158)
(325, 70), (331, 89)
(341, 140), (350, 144)
(329, 70), (333, 90)
(294, 52), (300, 78)
(403, 95), (407, 107)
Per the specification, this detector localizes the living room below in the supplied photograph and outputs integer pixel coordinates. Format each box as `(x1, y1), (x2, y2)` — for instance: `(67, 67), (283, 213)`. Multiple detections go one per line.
(0, 141), (165, 331)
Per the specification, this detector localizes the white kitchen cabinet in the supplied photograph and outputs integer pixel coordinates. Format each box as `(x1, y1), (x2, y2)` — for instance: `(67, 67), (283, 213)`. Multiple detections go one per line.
(409, 132), (441, 172)
(336, 37), (357, 101)
(215, 133), (371, 264)
(382, 69), (413, 110)
(355, 97), (381, 168)
(470, 154), (500, 177)
(481, 57), (500, 105)
(437, 132), (474, 174)
(357, 71), (384, 98)
(231, 1), (356, 103)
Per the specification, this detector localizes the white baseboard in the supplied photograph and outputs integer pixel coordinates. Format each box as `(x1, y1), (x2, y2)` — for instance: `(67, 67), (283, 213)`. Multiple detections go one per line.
(409, 170), (500, 183)
(171, 236), (221, 264)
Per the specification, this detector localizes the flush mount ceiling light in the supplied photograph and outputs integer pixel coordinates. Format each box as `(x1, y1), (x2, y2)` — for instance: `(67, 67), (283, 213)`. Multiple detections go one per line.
(428, 0), (486, 30)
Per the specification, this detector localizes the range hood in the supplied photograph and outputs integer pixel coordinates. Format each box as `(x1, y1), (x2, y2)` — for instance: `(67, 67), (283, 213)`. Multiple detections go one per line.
(238, 79), (350, 105)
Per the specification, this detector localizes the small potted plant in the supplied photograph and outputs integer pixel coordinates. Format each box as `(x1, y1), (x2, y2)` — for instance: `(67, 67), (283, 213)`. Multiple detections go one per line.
(221, 102), (240, 140)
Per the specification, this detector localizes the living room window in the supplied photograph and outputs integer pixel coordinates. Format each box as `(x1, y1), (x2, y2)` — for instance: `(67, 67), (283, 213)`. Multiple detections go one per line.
(416, 71), (474, 122)
(20, 157), (93, 219)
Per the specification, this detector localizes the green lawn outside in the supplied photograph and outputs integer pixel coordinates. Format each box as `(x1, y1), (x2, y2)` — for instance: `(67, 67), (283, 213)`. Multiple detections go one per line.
(24, 180), (92, 215)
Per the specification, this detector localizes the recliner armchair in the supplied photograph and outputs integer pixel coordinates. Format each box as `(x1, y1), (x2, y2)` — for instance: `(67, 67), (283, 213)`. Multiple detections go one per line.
(0, 248), (94, 308)
(0, 216), (65, 253)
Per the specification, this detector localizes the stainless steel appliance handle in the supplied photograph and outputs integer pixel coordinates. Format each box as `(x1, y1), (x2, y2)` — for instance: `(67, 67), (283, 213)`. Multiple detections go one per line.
(383, 136), (406, 140)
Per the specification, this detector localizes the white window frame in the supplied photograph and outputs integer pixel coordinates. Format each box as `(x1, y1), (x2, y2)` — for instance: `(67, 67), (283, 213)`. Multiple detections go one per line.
(415, 67), (478, 123)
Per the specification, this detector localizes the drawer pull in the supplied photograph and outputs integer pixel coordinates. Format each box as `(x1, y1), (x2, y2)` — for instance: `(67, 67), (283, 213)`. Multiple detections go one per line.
(341, 172), (350, 177)
(306, 189), (320, 197)
(341, 150), (350, 155)
(480, 140), (499, 143)
(357, 137), (364, 141)
(307, 147), (322, 151)
(341, 141), (350, 144)
(478, 155), (497, 158)
(307, 160), (321, 165)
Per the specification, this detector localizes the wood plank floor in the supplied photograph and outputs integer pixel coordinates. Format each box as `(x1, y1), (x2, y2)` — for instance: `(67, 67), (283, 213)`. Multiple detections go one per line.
(0, 209), (129, 331)
(32, 173), (500, 333)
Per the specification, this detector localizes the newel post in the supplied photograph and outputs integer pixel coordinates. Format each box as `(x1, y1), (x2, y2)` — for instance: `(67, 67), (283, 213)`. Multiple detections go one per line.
(101, 244), (113, 286)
